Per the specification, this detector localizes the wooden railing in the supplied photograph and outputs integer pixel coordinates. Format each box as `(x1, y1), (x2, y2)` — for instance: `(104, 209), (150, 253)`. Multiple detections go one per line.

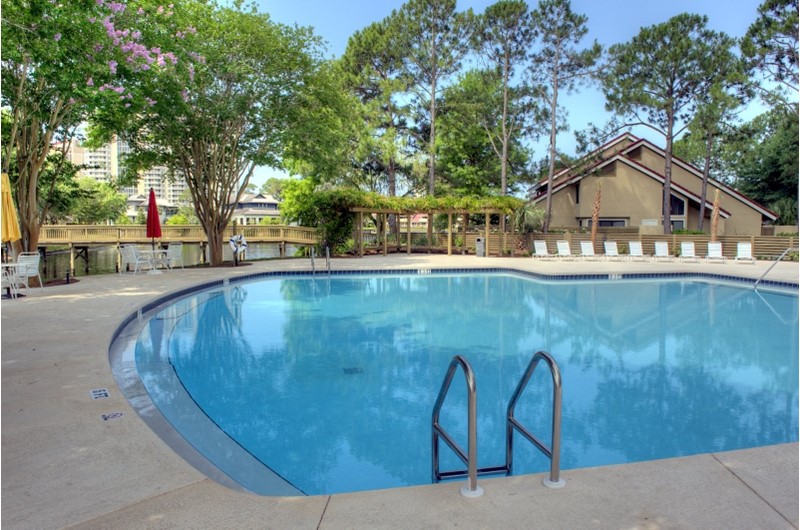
(38, 225), (318, 246)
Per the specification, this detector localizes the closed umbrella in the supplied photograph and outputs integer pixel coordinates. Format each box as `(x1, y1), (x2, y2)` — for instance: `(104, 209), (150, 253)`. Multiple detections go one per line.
(146, 187), (161, 250)
(2, 173), (21, 246)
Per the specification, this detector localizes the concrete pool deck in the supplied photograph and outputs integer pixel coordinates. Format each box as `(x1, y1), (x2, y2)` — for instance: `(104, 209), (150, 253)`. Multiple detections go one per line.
(1, 255), (798, 529)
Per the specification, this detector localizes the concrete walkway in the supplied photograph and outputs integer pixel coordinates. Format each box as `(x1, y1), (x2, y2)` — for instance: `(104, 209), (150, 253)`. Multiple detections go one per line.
(2, 255), (797, 529)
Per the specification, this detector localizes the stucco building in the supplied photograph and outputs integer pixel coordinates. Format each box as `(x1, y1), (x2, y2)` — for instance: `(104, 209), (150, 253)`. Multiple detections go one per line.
(528, 134), (776, 235)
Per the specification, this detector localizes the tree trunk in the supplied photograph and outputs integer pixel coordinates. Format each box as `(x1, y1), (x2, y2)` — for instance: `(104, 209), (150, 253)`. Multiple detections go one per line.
(428, 75), (437, 196)
(663, 112), (675, 235)
(207, 229), (225, 266)
(697, 133), (713, 232)
(543, 48), (561, 234)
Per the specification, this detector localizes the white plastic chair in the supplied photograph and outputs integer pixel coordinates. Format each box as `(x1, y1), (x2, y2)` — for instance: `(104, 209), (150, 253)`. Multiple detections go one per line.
(166, 242), (184, 270)
(706, 242), (726, 263)
(16, 252), (43, 294)
(556, 240), (574, 259)
(2, 266), (19, 298)
(735, 242), (755, 264)
(653, 241), (673, 262)
(119, 245), (146, 275)
(533, 240), (554, 259)
(680, 241), (700, 263)
(580, 241), (599, 260)
(628, 241), (647, 261)
(603, 241), (623, 261)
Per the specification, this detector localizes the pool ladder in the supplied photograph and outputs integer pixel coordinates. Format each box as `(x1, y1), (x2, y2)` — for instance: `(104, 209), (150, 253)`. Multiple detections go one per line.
(431, 351), (565, 498)
(310, 246), (331, 275)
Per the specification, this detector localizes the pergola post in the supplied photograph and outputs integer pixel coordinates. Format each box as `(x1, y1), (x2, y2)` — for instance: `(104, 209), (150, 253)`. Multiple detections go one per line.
(383, 213), (388, 256)
(485, 212), (490, 257)
(406, 214), (411, 254)
(462, 213), (468, 255)
(358, 211), (364, 257)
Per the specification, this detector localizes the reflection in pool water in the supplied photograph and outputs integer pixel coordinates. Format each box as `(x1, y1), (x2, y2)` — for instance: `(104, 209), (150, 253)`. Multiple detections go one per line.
(135, 273), (799, 496)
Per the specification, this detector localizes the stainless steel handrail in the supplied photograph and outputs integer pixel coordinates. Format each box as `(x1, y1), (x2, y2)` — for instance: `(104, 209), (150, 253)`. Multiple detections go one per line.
(325, 246), (331, 274)
(432, 355), (483, 498)
(754, 246), (797, 290)
(310, 246), (316, 275)
(506, 350), (565, 489)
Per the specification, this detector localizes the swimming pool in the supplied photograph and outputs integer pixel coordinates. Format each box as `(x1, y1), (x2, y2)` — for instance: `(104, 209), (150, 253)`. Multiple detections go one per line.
(119, 270), (799, 496)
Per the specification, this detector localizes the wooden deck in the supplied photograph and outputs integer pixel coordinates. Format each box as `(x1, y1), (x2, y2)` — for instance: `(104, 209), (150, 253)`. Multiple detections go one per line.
(39, 224), (317, 246)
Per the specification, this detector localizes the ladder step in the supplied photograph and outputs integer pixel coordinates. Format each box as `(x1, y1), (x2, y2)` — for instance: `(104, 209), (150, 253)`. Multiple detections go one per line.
(437, 465), (509, 480)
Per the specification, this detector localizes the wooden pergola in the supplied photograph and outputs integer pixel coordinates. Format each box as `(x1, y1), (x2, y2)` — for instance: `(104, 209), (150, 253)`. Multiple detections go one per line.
(351, 207), (514, 257)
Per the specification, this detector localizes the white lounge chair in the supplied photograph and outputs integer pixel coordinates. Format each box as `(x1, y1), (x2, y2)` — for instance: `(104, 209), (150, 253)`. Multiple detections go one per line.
(16, 252), (43, 294)
(628, 241), (647, 261)
(705, 242), (726, 263)
(603, 241), (623, 261)
(580, 240), (599, 260)
(735, 242), (755, 264)
(533, 240), (555, 260)
(556, 240), (574, 260)
(679, 241), (700, 263)
(119, 244), (147, 275)
(653, 241), (673, 262)
(166, 242), (184, 270)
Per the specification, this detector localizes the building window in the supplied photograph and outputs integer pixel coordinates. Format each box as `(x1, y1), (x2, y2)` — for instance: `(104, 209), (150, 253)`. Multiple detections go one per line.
(670, 195), (685, 216)
(583, 219), (626, 228)
(575, 182), (580, 204)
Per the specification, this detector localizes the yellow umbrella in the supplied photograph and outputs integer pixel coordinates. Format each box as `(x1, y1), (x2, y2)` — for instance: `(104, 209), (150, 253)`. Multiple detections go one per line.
(2, 172), (22, 244)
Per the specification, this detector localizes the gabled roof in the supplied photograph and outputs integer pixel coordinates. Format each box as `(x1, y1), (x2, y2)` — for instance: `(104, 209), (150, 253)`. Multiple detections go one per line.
(529, 133), (777, 221)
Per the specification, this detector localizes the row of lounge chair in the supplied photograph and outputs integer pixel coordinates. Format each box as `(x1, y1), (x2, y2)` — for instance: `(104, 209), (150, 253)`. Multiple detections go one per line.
(533, 240), (756, 263)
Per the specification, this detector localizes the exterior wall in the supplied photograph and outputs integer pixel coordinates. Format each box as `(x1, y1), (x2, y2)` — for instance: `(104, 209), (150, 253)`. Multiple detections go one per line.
(638, 145), (765, 235)
(574, 164), (664, 228)
(548, 185), (579, 228)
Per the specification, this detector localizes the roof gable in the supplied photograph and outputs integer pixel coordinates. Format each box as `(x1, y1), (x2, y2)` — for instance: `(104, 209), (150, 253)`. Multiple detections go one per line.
(530, 134), (777, 221)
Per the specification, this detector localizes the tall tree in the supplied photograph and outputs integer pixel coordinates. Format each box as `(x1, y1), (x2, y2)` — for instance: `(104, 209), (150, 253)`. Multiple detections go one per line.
(732, 108), (798, 223)
(99, 2), (350, 265)
(741, 0), (799, 106)
(475, 0), (533, 197)
(673, 53), (751, 231)
(1, 0), (176, 252)
(341, 18), (411, 199)
(394, 0), (474, 196)
(529, 0), (601, 233)
(603, 14), (728, 235)
(437, 69), (532, 195)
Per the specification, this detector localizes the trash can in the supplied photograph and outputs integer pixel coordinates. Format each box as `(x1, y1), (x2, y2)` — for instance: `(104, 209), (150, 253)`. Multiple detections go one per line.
(475, 237), (485, 257)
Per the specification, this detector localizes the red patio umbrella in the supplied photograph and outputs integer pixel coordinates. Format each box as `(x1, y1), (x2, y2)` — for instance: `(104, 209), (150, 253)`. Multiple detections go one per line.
(146, 188), (161, 250)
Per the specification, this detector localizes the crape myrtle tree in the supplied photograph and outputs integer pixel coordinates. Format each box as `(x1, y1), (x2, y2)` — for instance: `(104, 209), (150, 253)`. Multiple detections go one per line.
(1, 0), (181, 252)
(529, 0), (601, 233)
(99, 1), (351, 266)
(602, 14), (734, 235)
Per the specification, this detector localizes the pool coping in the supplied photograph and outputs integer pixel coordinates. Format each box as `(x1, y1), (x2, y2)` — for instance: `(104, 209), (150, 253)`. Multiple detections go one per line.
(108, 266), (798, 498)
(2, 255), (797, 529)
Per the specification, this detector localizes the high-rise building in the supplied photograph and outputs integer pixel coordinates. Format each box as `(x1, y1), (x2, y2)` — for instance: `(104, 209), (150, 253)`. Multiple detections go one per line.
(62, 133), (189, 222)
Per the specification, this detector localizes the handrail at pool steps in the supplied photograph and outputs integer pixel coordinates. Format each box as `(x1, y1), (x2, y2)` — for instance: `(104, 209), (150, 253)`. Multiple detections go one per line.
(506, 350), (566, 489)
(431, 351), (565, 497)
(754, 245), (799, 290)
(431, 355), (486, 498)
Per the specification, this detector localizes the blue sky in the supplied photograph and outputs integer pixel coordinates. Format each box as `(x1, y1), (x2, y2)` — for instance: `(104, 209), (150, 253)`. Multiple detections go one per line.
(252, 0), (767, 186)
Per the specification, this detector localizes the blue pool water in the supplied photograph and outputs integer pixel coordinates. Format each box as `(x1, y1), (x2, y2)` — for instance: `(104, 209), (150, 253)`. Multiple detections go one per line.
(134, 273), (799, 496)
